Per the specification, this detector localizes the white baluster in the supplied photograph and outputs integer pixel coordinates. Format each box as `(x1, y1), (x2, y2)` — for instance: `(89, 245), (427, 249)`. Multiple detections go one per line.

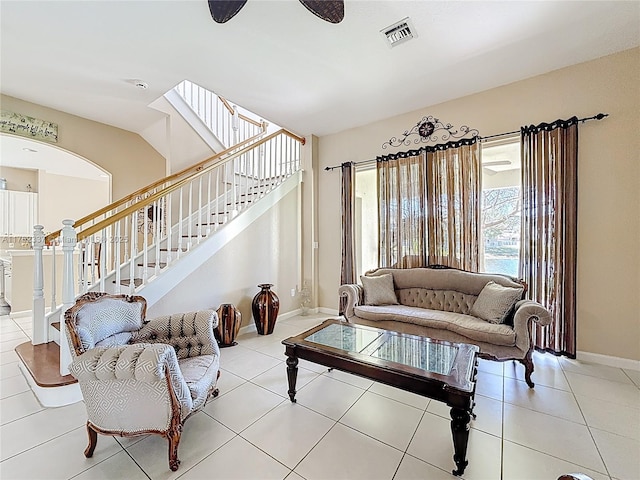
(32, 225), (47, 345)
(60, 219), (76, 376)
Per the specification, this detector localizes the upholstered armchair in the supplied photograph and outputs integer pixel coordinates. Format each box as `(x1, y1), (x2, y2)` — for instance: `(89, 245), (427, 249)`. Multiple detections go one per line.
(64, 292), (221, 471)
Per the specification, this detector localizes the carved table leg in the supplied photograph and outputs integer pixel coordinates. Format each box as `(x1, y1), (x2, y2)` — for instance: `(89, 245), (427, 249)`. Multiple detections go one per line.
(286, 355), (299, 403)
(450, 407), (471, 476)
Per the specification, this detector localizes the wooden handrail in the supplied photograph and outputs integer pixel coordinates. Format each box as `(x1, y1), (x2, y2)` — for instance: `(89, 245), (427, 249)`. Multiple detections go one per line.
(219, 96), (263, 128)
(76, 129), (301, 240)
(43, 126), (280, 244)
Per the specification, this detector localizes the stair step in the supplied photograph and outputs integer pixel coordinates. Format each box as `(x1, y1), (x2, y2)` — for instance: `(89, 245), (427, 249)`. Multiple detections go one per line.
(113, 278), (143, 287)
(160, 248), (188, 252)
(197, 222), (224, 226)
(15, 341), (77, 388)
(52, 322), (60, 331)
(136, 262), (167, 268)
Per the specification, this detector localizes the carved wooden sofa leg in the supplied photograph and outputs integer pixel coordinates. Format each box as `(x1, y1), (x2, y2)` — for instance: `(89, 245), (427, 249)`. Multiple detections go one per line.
(167, 424), (183, 472)
(520, 351), (535, 388)
(84, 422), (98, 458)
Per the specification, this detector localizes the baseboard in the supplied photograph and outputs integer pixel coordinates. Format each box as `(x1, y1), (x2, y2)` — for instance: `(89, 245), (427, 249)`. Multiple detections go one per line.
(577, 350), (640, 371)
(318, 307), (340, 316)
(18, 361), (83, 407)
(9, 309), (32, 319)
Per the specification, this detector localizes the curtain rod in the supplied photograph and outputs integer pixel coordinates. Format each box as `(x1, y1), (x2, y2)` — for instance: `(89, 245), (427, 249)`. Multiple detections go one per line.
(324, 113), (608, 171)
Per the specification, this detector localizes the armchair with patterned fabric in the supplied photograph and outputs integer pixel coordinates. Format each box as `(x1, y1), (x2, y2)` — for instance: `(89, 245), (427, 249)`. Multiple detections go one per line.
(64, 292), (221, 471)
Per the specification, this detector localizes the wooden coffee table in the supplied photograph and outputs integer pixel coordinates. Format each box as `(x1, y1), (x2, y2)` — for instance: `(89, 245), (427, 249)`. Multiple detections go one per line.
(282, 319), (478, 476)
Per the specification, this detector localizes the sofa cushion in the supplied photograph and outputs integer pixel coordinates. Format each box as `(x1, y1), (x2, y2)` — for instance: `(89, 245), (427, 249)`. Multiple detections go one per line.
(75, 298), (145, 350)
(178, 354), (219, 410)
(353, 305), (516, 347)
(470, 281), (524, 324)
(361, 274), (398, 306)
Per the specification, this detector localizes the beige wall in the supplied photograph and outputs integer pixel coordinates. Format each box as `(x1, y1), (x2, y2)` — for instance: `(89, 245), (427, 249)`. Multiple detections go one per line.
(0, 95), (166, 201)
(38, 172), (110, 233)
(148, 188), (302, 326)
(0, 166), (38, 192)
(316, 48), (640, 361)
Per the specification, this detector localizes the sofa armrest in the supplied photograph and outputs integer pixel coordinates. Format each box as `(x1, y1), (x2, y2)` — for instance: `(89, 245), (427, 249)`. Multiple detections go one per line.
(513, 300), (552, 353)
(134, 310), (220, 359)
(338, 284), (363, 321)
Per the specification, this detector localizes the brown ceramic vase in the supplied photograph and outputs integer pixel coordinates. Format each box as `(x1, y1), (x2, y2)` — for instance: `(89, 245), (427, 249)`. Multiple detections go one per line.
(251, 284), (279, 335)
(215, 303), (242, 347)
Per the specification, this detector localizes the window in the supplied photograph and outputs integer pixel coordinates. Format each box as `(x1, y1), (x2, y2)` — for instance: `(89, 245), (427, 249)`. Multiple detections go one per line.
(355, 168), (378, 277)
(480, 139), (521, 277)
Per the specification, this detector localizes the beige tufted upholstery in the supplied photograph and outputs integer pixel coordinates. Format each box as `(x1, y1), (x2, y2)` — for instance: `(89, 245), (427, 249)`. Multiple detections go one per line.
(339, 266), (552, 388)
(64, 292), (220, 471)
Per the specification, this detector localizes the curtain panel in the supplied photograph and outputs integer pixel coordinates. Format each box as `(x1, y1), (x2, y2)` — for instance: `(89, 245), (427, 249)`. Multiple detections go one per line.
(520, 117), (578, 357)
(340, 162), (357, 314)
(425, 140), (481, 271)
(377, 155), (426, 268)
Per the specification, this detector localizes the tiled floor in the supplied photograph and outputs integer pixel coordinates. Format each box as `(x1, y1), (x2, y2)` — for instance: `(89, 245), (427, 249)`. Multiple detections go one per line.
(1, 312), (639, 480)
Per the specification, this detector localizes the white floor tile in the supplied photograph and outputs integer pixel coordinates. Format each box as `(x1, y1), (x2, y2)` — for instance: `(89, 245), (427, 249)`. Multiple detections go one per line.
(393, 454), (453, 480)
(502, 439), (610, 480)
(407, 412), (501, 479)
(126, 411), (235, 480)
(0, 361), (20, 380)
(0, 372), (29, 399)
(367, 382), (431, 410)
(252, 362), (320, 399)
(476, 357), (504, 376)
(425, 393), (503, 438)
(322, 367), (375, 389)
(255, 338), (290, 359)
(504, 376), (585, 423)
(475, 369), (503, 401)
(178, 435), (291, 480)
(0, 349), (19, 365)
(561, 357), (636, 384)
(297, 359), (330, 374)
(0, 425), (123, 480)
(565, 371), (640, 409)
(216, 368), (248, 397)
(218, 344), (253, 363)
(576, 394), (640, 440)
(0, 401), (87, 461)
(204, 381), (284, 433)
(623, 368), (640, 388)
(71, 450), (149, 480)
(241, 401), (334, 468)
(504, 355), (571, 391)
(295, 423), (403, 480)
(0, 330), (28, 342)
(340, 391), (423, 450)
(591, 427), (640, 480)
(296, 375), (364, 421)
(0, 390), (44, 426)
(222, 348), (283, 380)
(503, 403), (607, 474)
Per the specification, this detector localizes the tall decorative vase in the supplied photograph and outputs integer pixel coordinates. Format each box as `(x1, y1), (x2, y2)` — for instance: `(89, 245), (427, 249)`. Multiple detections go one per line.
(215, 304), (242, 347)
(252, 284), (280, 335)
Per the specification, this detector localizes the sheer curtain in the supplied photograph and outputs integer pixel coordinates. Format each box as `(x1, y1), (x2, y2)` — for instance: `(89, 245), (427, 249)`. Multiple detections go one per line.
(425, 139), (481, 270)
(520, 118), (578, 357)
(377, 154), (426, 268)
(340, 162), (357, 314)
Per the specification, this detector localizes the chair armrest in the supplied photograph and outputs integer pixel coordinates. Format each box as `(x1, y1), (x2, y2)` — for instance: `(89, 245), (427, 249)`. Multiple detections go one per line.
(134, 310), (220, 359)
(338, 284), (363, 321)
(513, 300), (552, 353)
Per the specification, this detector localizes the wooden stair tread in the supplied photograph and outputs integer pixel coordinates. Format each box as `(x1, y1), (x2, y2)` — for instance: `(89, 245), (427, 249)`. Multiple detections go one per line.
(160, 248), (187, 252)
(51, 322), (60, 331)
(113, 278), (143, 287)
(136, 262), (167, 268)
(15, 341), (77, 388)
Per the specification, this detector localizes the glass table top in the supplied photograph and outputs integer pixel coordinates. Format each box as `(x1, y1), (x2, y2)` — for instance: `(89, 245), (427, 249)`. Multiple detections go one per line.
(304, 322), (458, 376)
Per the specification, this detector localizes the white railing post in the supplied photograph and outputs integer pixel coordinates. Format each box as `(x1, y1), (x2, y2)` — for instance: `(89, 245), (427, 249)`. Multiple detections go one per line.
(32, 225), (47, 345)
(60, 219), (76, 376)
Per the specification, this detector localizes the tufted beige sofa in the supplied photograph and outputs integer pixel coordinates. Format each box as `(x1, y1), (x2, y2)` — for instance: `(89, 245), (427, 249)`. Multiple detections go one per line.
(339, 267), (551, 387)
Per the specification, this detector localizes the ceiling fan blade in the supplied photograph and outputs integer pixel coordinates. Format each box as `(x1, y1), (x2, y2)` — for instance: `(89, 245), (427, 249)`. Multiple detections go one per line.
(208, 0), (248, 24)
(299, 0), (344, 24)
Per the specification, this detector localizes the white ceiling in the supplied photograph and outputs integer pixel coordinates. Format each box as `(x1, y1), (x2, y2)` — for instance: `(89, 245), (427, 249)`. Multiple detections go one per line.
(1, 1), (638, 139)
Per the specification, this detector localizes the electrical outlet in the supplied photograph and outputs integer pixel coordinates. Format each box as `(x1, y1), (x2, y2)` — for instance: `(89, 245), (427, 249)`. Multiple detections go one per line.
(290, 288), (296, 297)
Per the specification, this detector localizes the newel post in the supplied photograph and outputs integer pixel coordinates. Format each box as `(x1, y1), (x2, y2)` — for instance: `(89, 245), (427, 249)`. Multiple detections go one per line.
(32, 225), (47, 345)
(60, 219), (76, 376)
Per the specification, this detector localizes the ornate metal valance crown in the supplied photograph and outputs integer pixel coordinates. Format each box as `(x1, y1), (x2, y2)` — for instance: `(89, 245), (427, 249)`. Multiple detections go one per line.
(382, 115), (479, 149)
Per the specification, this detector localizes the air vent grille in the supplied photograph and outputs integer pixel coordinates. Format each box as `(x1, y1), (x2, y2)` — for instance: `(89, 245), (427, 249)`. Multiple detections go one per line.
(381, 17), (417, 48)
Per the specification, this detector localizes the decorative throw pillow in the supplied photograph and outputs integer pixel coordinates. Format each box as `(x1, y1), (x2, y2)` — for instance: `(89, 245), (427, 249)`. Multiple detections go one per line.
(360, 274), (398, 306)
(470, 281), (524, 324)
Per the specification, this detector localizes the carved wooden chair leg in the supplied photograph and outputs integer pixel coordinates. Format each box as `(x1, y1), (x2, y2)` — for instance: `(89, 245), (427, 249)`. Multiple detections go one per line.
(167, 427), (182, 472)
(84, 422), (98, 458)
(520, 352), (535, 388)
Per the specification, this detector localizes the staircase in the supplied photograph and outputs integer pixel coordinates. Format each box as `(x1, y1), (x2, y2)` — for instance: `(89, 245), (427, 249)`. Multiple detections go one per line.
(17, 81), (305, 407)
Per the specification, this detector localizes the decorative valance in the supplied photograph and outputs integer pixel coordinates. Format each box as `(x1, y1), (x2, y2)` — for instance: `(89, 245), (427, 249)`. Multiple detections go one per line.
(377, 136), (479, 162)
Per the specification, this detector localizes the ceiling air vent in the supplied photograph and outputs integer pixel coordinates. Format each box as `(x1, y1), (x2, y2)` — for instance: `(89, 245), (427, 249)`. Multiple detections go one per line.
(381, 17), (417, 48)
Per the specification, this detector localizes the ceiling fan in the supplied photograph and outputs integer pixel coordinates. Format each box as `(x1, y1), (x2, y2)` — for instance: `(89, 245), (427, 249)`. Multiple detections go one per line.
(208, 0), (344, 24)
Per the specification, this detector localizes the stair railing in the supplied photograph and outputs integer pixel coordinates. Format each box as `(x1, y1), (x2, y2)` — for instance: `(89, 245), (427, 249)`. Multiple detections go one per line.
(174, 80), (264, 148)
(34, 128), (304, 374)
